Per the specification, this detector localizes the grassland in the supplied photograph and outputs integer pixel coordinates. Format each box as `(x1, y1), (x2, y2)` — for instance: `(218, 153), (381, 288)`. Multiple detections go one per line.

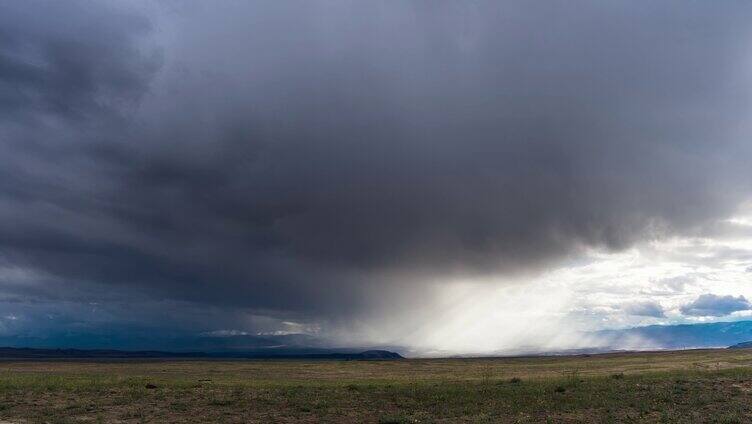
(3, 349), (752, 422)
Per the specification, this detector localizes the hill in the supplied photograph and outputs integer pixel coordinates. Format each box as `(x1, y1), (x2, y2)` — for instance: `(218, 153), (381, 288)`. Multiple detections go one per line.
(728, 341), (752, 349)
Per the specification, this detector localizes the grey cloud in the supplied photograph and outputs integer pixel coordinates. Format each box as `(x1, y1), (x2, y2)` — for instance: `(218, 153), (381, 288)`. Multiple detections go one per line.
(1, 1), (752, 337)
(680, 294), (752, 317)
(0, 1), (158, 123)
(623, 301), (665, 318)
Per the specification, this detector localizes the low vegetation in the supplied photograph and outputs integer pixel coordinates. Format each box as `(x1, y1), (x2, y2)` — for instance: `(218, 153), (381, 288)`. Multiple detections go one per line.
(2, 349), (752, 422)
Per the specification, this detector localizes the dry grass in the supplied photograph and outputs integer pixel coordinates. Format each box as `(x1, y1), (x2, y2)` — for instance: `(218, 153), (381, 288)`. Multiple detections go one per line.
(1, 349), (752, 422)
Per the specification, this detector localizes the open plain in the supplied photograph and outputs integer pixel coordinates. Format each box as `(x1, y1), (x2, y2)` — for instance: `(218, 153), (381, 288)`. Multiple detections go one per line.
(2, 349), (752, 422)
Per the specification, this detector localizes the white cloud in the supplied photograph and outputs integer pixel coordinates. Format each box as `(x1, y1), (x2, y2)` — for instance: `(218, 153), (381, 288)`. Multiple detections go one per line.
(200, 330), (250, 337)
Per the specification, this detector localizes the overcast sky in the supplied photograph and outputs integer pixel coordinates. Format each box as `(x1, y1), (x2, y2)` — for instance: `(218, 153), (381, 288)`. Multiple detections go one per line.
(1, 1), (752, 354)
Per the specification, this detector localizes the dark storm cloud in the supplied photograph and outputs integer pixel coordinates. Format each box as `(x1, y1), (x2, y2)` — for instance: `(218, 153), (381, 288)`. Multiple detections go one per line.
(0, 1), (156, 122)
(2, 1), (752, 333)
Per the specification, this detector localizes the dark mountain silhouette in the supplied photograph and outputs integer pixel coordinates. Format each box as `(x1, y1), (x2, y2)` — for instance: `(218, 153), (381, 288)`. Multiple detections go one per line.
(0, 346), (403, 360)
(0, 333), (344, 352)
(0, 347), (202, 359)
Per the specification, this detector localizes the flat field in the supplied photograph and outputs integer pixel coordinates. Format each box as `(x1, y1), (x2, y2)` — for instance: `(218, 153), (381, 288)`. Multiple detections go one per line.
(3, 349), (752, 423)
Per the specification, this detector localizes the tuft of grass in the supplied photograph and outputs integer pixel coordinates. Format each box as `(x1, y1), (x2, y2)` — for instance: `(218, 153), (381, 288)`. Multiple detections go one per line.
(379, 414), (413, 424)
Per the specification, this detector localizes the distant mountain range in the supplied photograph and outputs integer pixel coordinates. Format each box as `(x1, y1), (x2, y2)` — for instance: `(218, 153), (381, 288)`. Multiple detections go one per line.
(0, 347), (403, 360)
(0, 332), (409, 359)
(6, 320), (752, 358)
(595, 320), (752, 350)
(0, 347), (203, 359)
(0, 333), (333, 352)
(728, 341), (752, 349)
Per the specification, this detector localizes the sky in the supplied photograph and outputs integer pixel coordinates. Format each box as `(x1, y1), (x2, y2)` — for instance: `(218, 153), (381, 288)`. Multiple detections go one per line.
(1, 0), (752, 355)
